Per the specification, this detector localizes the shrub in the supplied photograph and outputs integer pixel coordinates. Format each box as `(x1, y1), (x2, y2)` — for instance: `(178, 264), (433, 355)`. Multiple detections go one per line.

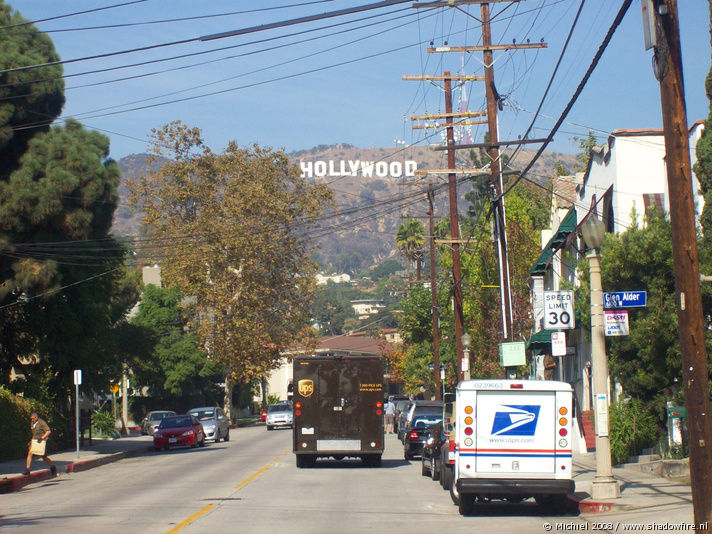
(92, 409), (117, 437)
(0, 387), (68, 461)
(609, 398), (660, 465)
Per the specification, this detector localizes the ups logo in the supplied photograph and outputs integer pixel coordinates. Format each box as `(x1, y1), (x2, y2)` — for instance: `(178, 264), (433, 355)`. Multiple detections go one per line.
(298, 379), (314, 398)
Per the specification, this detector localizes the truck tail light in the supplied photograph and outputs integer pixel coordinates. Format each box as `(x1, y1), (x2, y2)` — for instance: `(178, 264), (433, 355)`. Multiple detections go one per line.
(409, 430), (419, 440)
(295, 410), (301, 416)
(510, 383), (523, 388)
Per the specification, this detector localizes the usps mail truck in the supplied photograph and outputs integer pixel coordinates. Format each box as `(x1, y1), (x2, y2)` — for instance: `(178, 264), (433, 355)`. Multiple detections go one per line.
(452, 379), (574, 515)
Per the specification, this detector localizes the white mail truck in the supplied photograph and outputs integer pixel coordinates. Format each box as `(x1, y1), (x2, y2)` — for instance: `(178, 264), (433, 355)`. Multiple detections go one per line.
(452, 379), (574, 515)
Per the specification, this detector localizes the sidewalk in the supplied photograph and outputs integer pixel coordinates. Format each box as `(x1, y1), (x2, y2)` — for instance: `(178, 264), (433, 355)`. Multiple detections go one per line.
(571, 451), (694, 518)
(0, 433), (154, 493)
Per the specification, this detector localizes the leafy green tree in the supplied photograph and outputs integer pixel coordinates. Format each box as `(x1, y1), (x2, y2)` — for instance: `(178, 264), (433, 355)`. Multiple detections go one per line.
(574, 209), (703, 422)
(370, 259), (402, 281)
(312, 286), (355, 335)
(128, 122), (332, 419)
(573, 130), (598, 172)
(0, 3), (132, 403)
(395, 218), (425, 281)
(130, 285), (219, 398)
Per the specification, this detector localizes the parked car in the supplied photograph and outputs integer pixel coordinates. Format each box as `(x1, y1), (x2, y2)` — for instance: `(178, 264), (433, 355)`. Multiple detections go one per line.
(421, 421), (446, 480)
(153, 415), (206, 451)
(141, 410), (176, 436)
(403, 411), (443, 460)
(188, 406), (229, 442)
(265, 402), (293, 430)
(399, 400), (443, 444)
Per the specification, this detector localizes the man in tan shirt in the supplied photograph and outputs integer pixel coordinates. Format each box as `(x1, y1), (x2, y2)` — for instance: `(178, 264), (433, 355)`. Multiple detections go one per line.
(24, 412), (56, 477)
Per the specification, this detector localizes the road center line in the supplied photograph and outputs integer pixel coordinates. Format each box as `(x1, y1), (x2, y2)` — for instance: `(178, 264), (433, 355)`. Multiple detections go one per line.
(236, 463), (272, 489)
(165, 504), (214, 534)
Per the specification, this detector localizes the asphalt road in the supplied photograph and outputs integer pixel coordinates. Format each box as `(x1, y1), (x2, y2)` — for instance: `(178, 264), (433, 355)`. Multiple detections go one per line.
(0, 426), (588, 534)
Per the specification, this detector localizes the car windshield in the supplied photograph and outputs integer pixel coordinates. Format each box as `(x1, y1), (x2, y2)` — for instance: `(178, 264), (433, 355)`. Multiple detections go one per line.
(412, 417), (442, 429)
(149, 412), (171, 421)
(159, 416), (192, 428)
(189, 409), (215, 420)
(267, 404), (291, 413)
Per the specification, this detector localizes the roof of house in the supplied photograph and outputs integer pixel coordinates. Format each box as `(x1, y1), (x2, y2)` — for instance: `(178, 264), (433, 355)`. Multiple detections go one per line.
(316, 335), (393, 356)
(552, 175), (581, 210)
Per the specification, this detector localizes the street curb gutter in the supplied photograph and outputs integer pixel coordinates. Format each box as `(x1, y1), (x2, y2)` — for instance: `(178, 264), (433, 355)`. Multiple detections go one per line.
(0, 445), (154, 493)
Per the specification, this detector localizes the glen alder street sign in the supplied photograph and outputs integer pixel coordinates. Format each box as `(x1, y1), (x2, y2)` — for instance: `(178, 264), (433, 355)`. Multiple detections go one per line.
(603, 291), (647, 308)
(544, 290), (575, 330)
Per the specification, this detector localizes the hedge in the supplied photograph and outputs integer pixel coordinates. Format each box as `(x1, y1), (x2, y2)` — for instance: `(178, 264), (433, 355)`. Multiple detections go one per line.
(0, 387), (68, 462)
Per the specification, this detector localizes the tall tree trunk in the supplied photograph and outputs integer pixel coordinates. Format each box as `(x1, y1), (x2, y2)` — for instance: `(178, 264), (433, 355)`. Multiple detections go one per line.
(223, 372), (234, 423)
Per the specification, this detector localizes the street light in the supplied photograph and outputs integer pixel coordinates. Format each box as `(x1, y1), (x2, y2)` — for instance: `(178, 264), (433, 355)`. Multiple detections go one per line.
(461, 332), (472, 381)
(582, 215), (620, 500)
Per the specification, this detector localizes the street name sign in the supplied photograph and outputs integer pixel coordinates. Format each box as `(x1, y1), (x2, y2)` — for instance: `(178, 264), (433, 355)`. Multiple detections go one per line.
(604, 310), (629, 336)
(603, 291), (647, 308)
(544, 290), (575, 330)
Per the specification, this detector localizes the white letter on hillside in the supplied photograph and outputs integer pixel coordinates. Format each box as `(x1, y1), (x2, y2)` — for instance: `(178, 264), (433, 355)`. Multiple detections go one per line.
(300, 161), (313, 179)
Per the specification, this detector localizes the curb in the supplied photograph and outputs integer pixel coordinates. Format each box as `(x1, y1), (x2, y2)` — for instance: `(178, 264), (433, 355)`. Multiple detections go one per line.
(568, 495), (634, 514)
(0, 445), (153, 493)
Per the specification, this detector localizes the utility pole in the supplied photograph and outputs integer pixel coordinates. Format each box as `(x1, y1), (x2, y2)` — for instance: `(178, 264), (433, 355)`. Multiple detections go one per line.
(652, 0), (712, 526)
(419, 1), (546, 371)
(444, 71), (467, 381)
(480, 1), (513, 343)
(427, 186), (442, 399)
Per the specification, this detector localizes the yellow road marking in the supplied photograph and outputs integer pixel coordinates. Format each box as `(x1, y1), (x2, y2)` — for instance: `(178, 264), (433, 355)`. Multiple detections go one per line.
(165, 504), (214, 534)
(236, 464), (272, 489)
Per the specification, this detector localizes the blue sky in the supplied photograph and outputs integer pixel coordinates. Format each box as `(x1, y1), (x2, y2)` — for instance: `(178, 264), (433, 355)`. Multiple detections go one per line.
(6, 1), (711, 160)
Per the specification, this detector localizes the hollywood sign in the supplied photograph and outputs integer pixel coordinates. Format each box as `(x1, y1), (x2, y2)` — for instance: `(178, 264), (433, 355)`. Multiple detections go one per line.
(300, 160), (418, 179)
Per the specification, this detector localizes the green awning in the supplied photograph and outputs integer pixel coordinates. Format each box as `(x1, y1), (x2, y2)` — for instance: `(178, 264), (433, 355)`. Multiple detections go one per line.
(526, 329), (551, 350)
(529, 208), (577, 277)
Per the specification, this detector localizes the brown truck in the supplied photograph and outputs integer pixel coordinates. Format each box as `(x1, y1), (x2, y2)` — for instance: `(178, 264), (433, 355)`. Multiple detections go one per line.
(292, 354), (384, 468)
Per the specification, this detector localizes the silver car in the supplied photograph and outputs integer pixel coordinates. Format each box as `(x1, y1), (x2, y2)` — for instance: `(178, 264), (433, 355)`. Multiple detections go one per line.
(187, 406), (230, 442)
(265, 403), (293, 430)
(141, 410), (176, 436)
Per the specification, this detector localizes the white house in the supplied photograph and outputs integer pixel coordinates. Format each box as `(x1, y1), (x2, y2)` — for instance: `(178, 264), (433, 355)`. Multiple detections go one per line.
(528, 121), (705, 415)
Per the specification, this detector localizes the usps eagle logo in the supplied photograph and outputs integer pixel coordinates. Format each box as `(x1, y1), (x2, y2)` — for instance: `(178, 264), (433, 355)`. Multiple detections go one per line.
(491, 405), (540, 436)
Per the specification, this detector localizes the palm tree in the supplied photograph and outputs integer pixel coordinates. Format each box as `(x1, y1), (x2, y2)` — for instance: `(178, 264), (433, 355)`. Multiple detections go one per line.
(396, 219), (426, 281)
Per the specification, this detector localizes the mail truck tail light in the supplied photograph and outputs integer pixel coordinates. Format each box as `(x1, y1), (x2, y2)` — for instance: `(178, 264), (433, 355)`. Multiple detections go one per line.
(510, 383), (523, 389)
(464, 427), (473, 436)
(464, 406), (473, 414)
(559, 428), (568, 437)
(559, 418), (568, 426)
(558, 406), (568, 415)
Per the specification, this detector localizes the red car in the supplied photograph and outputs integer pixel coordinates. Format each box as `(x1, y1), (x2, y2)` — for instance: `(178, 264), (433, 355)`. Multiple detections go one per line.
(153, 415), (206, 451)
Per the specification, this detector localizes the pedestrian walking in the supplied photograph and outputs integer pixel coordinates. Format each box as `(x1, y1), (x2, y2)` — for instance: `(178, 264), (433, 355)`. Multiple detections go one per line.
(384, 399), (396, 434)
(24, 412), (56, 477)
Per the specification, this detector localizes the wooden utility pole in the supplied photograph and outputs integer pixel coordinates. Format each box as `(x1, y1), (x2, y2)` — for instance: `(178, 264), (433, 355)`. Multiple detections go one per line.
(427, 186), (442, 399)
(654, 0), (712, 526)
(480, 1), (513, 342)
(443, 71), (467, 381)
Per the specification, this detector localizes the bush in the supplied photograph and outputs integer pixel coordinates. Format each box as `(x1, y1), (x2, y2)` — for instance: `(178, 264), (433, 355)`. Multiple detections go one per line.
(92, 409), (117, 437)
(609, 398), (660, 465)
(0, 387), (68, 461)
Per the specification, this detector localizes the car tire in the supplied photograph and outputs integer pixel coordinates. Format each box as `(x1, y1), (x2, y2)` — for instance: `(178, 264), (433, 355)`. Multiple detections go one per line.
(421, 457), (429, 476)
(267, 425), (273, 431)
(431, 458), (440, 481)
(224, 429), (230, 441)
(458, 493), (475, 516)
(198, 436), (205, 447)
(441, 466), (451, 490)
(404, 449), (412, 461)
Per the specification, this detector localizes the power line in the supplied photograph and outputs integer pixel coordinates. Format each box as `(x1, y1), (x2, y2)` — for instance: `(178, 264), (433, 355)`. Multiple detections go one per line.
(0, 0), (149, 30)
(0, 0), (415, 76)
(497, 0), (633, 202)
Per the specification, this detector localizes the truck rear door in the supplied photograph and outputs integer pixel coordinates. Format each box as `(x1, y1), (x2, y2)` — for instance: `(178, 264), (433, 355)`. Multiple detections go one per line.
(475, 390), (557, 475)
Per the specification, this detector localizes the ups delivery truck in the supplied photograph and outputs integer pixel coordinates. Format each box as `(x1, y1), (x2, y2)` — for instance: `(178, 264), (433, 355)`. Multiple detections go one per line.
(292, 354), (384, 468)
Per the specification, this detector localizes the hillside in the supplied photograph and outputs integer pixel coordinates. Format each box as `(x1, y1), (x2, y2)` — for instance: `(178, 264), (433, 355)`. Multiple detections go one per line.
(113, 146), (577, 271)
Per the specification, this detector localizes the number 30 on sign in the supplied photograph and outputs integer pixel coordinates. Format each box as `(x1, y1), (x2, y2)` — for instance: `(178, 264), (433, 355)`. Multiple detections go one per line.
(544, 290), (575, 330)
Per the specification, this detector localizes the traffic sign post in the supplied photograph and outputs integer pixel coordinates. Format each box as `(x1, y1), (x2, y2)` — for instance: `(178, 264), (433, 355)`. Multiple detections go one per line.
(544, 290), (575, 330)
(604, 310), (629, 336)
(73, 370), (81, 459)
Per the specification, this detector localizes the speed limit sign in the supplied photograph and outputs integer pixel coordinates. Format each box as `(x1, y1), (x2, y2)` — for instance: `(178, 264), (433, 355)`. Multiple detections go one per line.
(544, 291), (575, 330)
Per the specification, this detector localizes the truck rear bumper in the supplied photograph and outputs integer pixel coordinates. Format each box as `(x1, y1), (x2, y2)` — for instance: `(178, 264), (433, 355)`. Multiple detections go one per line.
(457, 478), (574, 496)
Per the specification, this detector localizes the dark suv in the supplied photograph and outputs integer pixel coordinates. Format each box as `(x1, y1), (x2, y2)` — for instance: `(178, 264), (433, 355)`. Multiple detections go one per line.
(401, 400), (443, 460)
